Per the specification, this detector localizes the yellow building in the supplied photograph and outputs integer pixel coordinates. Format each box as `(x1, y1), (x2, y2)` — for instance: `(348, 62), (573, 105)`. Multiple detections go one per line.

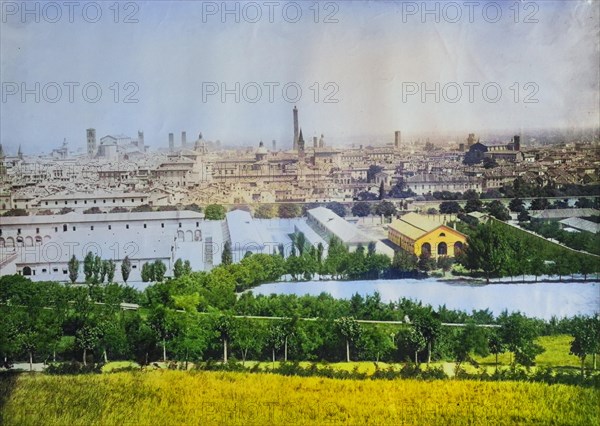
(388, 212), (466, 258)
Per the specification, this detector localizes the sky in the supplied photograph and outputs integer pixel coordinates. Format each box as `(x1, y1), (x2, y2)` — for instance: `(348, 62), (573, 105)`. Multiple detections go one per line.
(1, 0), (599, 153)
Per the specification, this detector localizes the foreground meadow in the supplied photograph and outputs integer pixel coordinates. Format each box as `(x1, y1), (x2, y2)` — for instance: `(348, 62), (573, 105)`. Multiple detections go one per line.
(1, 370), (598, 425)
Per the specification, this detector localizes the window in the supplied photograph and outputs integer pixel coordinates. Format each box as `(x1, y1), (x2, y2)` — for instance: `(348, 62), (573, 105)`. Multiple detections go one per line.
(126, 224), (129, 229)
(132, 265), (137, 269)
(131, 199), (134, 202)
(17, 228), (21, 234)
(143, 224), (147, 229)
(63, 224), (67, 232)
(73, 226), (76, 231)
(437, 242), (447, 256)
(63, 270), (68, 275)
(55, 201), (58, 205)
(91, 226), (94, 231)
(55, 227), (58, 232)
(42, 268), (47, 273)
(74, 201), (77, 205)
(36, 228), (39, 234)
(196, 222), (199, 227)
(45, 202), (48, 206)
(179, 223), (182, 228)
(84, 200), (87, 204)
(439, 232), (446, 237)
(94, 200), (97, 204)
(161, 223), (164, 228)
(108, 225), (112, 230)
(53, 268), (58, 273)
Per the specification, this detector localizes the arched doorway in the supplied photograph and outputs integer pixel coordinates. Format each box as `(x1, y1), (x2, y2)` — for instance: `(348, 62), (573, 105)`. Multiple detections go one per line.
(421, 243), (431, 256)
(437, 242), (447, 256)
(22, 266), (32, 276)
(454, 242), (464, 255)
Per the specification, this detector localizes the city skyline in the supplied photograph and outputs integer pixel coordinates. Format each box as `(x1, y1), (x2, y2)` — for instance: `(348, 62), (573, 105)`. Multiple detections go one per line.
(1, 1), (599, 152)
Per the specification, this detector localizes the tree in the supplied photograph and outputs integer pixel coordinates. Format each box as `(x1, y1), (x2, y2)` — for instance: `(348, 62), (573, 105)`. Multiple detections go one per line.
(498, 312), (544, 367)
(335, 317), (362, 362)
(393, 250), (418, 273)
(83, 252), (95, 282)
(148, 306), (175, 362)
(75, 324), (101, 365)
(68, 255), (79, 283)
(530, 198), (550, 211)
(173, 259), (185, 279)
(352, 202), (372, 217)
(453, 322), (489, 372)
(464, 198), (483, 213)
(417, 251), (435, 272)
(508, 198), (525, 213)
(413, 309), (441, 365)
(517, 210), (531, 223)
(183, 260), (192, 276)
(266, 323), (285, 365)
(152, 260), (167, 281)
(222, 241), (233, 265)
(278, 203), (301, 218)
(460, 222), (510, 283)
(215, 315), (236, 363)
(295, 232), (307, 256)
(373, 200), (396, 218)
(483, 157), (498, 169)
(436, 256), (454, 276)
(488, 330), (506, 371)
(439, 201), (461, 214)
(140, 262), (153, 283)
(569, 316), (600, 377)
(121, 256), (132, 283)
(100, 260), (110, 283)
(326, 202), (347, 217)
(254, 204), (277, 219)
(204, 204), (226, 220)
(93, 255), (102, 283)
(366, 165), (383, 183)
(486, 200), (510, 221)
(235, 319), (265, 365)
(106, 260), (116, 283)
(378, 181), (385, 200)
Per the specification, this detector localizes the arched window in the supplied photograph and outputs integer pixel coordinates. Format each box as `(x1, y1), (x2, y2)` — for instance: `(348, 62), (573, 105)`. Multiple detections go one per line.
(421, 242), (431, 256)
(439, 232), (446, 237)
(0, 237), (4, 247)
(454, 241), (464, 255)
(437, 242), (447, 256)
(22, 266), (32, 276)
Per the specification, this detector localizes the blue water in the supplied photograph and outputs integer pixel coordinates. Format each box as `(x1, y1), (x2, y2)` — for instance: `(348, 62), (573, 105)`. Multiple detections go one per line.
(250, 278), (600, 320)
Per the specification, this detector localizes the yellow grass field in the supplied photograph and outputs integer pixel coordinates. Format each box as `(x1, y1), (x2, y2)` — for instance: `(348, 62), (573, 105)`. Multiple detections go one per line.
(1, 370), (598, 426)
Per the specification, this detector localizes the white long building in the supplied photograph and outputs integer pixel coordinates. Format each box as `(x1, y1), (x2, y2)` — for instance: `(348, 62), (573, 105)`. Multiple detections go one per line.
(0, 210), (222, 282)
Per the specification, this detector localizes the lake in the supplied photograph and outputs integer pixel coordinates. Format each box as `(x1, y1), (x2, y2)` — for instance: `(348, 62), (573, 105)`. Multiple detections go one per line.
(249, 278), (600, 320)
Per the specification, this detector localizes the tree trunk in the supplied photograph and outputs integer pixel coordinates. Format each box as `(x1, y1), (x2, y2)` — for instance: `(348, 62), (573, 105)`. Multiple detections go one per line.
(223, 338), (228, 364)
(163, 340), (167, 362)
(83, 348), (87, 366)
(346, 339), (350, 363)
(414, 351), (418, 365)
(29, 351), (33, 372)
(103, 349), (108, 363)
(53, 349), (56, 363)
(593, 353), (596, 370)
(495, 352), (499, 371)
(272, 348), (275, 367)
(581, 357), (585, 378)
(284, 337), (288, 362)
(427, 341), (432, 366)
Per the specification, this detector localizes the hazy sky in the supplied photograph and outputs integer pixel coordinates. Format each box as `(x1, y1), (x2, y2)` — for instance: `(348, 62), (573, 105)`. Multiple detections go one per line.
(1, 0), (599, 153)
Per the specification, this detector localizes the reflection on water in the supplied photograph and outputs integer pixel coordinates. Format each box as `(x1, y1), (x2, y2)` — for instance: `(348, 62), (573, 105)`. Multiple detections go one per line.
(250, 279), (600, 320)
